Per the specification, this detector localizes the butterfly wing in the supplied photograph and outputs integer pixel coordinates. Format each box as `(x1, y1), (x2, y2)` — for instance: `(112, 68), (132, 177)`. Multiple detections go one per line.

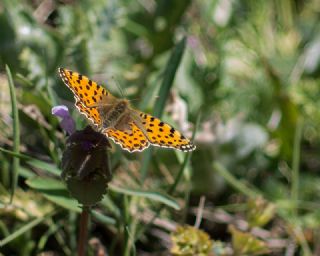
(59, 68), (109, 107)
(75, 100), (101, 126)
(59, 68), (195, 153)
(104, 122), (150, 152)
(136, 112), (196, 152)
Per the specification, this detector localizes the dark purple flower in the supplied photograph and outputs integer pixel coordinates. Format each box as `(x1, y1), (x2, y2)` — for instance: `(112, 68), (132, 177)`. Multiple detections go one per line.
(52, 105), (76, 135)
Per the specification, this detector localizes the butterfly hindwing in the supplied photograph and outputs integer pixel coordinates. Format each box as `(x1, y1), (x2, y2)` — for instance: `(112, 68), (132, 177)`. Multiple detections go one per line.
(104, 122), (150, 152)
(75, 100), (101, 126)
(137, 112), (196, 152)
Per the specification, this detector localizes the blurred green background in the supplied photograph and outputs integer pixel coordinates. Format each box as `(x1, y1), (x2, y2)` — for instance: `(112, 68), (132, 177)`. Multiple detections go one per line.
(1, 0), (320, 255)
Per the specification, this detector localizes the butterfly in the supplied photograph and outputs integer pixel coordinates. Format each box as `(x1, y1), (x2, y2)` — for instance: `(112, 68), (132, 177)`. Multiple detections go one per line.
(58, 68), (196, 153)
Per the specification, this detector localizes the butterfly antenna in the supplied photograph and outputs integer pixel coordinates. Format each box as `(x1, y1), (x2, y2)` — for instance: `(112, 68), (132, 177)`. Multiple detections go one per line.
(111, 75), (125, 98)
(128, 95), (159, 103)
(128, 97), (141, 102)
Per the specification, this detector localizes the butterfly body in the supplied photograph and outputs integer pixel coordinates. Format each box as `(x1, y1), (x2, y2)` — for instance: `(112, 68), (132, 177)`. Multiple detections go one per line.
(95, 97), (131, 130)
(59, 68), (196, 152)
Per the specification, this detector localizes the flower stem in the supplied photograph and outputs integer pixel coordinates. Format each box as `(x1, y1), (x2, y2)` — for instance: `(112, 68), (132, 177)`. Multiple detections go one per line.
(78, 206), (90, 256)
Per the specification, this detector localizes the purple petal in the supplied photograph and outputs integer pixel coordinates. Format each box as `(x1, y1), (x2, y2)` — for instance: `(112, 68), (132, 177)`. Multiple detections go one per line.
(60, 117), (76, 135)
(52, 105), (70, 118)
(52, 105), (76, 135)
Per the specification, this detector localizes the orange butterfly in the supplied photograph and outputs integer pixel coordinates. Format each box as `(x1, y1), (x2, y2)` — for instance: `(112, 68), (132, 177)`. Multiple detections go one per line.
(58, 68), (196, 152)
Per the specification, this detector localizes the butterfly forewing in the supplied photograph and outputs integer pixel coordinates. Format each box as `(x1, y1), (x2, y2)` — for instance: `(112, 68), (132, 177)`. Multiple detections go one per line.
(59, 68), (109, 107)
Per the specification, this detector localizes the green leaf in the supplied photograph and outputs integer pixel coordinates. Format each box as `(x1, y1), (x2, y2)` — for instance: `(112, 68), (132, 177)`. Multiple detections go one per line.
(27, 159), (61, 176)
(109, 184), (180, 210)
(26, 177), (80, 212)
(26, 177), (117, 226)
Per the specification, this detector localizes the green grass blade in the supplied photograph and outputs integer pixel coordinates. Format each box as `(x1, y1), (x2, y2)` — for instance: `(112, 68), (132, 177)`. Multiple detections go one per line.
(168, 112), (200, 195)
(91, 210), (116, 225)
(153, 37), (186, 117)
(141, 37), (187, 181)
(291, 119), (303, 212)
(0, 210), (56, 247)
(37, 221), (61, 251)
(6, 65), (20, 203)
(0, 147), (60, 176)
(0, 147), (32, 159)
(213, 162), (259, 198)
(109, 184), (180, 210)
(172, 112), (200, 223)
(27, 159), (60, 176)
(140, 148), (153, 183)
